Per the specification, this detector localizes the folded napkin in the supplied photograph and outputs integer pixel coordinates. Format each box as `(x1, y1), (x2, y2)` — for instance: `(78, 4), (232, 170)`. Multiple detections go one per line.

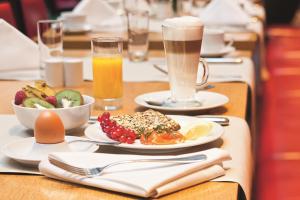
(39, 148), (231, 198)
(73, 0), (125, 32)
(0, 19), (39, 71)
(124, 0), (150, 12)
(199, 0), (252, 26)
(234, 0), (265, 19)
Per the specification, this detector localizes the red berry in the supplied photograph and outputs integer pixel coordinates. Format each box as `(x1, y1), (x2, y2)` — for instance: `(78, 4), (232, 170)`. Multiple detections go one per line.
(126, 137), (135, 144)
(128, 130), (136, 138)
(110, 131), (119, 139)
(98, 112), (138, 144)
(102, 112), (110, 120)
(119, 135), (127, 143)
(45, 96), (57, 107)
(14, 90), (27, 105)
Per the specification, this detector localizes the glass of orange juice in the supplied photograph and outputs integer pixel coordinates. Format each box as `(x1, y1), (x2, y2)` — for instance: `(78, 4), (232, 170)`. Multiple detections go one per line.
(91, 37), (123, 110)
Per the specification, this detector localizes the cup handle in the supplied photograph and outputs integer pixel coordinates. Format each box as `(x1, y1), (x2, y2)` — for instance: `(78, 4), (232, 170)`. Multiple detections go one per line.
(197, 57), (209, 89)
(226, 39), (234, 47)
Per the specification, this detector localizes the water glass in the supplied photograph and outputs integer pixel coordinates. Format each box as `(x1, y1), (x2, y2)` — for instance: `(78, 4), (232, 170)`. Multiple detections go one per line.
(91, 37), (123, 110)
(127, 10), (149, 62)
(37, 20), (63, 79)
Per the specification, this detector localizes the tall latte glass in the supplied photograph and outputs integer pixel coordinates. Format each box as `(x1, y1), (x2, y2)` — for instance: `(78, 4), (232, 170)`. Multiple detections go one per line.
(162, 16), (208, 107)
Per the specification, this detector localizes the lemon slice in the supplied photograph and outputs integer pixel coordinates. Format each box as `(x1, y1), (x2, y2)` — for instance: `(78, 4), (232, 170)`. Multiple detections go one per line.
(182, 122), (213, 140)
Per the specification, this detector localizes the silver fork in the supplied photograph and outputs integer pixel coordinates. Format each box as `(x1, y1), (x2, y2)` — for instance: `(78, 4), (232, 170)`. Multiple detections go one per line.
(48, 154), (207, 177)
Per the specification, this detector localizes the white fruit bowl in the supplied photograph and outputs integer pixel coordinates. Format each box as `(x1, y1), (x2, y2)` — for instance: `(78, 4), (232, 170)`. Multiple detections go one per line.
(12, 95), (95, 130)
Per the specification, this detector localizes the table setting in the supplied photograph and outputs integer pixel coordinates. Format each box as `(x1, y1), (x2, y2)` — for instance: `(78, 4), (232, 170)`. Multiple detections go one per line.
(0, 1), (263, 199)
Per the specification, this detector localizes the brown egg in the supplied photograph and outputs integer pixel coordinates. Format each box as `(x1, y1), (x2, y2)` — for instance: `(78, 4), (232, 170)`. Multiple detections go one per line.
(34, 111), (65, 144)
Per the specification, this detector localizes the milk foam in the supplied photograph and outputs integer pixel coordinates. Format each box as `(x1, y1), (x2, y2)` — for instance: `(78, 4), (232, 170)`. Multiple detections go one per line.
(163, 16), (203, 41)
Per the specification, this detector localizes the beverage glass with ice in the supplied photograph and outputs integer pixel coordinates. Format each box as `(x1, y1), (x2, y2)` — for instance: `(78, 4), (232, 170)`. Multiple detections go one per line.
(127, 10), (149, 62)
(162, 16), (209, 107)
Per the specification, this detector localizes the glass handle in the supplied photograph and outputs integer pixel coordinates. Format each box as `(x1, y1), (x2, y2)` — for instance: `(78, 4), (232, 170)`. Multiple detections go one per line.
(197, 57), (209, 88)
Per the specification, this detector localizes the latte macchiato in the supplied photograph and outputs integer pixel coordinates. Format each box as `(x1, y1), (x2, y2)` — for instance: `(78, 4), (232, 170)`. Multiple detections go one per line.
(162, 16), (208, 104)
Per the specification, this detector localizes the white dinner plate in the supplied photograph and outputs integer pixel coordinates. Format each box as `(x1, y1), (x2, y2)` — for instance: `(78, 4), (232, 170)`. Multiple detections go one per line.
(85, 115), (224, 153)
(1, 136), (98, 166)
(201, 45), (236, 57)
(135, 90), (229, 112)
(63, 24), (92, 34)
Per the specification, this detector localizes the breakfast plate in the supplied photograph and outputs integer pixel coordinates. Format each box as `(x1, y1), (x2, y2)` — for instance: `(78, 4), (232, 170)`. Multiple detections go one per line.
(1, 136), (98, 166)
(135, 91), (229, 112)
(201, 45), (236, 57)
(85, 115), (224, 153)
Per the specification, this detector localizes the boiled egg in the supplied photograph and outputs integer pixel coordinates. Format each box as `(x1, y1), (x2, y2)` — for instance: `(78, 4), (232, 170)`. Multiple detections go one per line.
(34, 111), (65, 144)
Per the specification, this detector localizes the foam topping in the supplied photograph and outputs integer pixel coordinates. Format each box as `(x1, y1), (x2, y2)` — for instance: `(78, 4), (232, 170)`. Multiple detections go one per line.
(163, 16), (203, 28)
(162, 16), (203, 41)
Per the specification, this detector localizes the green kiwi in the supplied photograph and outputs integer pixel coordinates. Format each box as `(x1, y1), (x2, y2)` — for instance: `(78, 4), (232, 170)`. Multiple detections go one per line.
(23, 97), (55, 109)
(55, 89), (83, 108)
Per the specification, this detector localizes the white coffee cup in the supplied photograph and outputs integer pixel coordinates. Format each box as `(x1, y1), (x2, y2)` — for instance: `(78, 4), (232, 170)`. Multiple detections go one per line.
(45, 58), (64, 87)
(201, 29), (233, 54)
(60, 12), (87, 30)
(64, 58), (83, 87)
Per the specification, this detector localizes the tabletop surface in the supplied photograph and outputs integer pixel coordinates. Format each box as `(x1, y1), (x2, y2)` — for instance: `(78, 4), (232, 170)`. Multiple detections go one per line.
(0, 42), (251, 199)
(0, 80), (248, 200)
(63, 30), (258, 51)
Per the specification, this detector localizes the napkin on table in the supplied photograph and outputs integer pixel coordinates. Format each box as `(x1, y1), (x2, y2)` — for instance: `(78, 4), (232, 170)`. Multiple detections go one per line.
(73, 0), (125, 32)
(199, 0), (252, 26)
(39, 148), (231, 198)
(0, 19), (39, 72)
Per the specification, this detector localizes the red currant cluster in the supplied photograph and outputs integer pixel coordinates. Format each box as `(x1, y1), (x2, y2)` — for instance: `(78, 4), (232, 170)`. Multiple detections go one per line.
(98, 112), (136, 144)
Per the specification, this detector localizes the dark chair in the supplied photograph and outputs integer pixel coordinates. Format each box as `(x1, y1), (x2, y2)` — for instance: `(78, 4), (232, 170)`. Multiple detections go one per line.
(0, 2), (17, 27)
(45, 0), (78, 16)
(20, 0), (49, 38)
(53, 0), (78, 11)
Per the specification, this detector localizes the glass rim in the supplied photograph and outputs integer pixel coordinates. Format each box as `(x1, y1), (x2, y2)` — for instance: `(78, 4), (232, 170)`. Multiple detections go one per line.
(37, 19), (62, 24)
(91, 37), (123, 43)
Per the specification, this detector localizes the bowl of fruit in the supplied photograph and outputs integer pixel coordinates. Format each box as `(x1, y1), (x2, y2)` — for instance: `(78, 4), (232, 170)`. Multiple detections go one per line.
(12, 81), (95, 130)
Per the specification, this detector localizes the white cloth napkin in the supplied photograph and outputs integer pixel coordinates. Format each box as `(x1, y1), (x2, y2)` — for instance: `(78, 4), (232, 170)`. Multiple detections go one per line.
(39, 148), (231, 198)
(73, 0), (125, 32)
(234, 0), (265, 19)
(0, 19), (39, 71)
(199, 0), (252, 26)
(124, 0), (150, 12)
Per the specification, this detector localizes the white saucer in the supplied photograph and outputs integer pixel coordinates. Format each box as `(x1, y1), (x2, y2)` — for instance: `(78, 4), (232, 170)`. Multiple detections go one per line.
(1, 136), (98, 166)
(63, 24), (92, 33)
(85, 115), (224, 153)
(201, 45), (236, 57)
(135, 90), (229, 111)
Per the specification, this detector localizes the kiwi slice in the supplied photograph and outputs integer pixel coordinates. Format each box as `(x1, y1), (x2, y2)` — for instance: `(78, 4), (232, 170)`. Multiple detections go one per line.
(55, 90), (83, 108)
(23, 97), (55, 109)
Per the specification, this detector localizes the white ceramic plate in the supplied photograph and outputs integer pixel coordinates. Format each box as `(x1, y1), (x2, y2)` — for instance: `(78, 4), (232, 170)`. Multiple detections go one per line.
(63, 24), (92, 33)
(201, 46), (236, 57)
(135, 90), (229, 112)
(85, 115), (224, 153)
(1, 136), (98, 166)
